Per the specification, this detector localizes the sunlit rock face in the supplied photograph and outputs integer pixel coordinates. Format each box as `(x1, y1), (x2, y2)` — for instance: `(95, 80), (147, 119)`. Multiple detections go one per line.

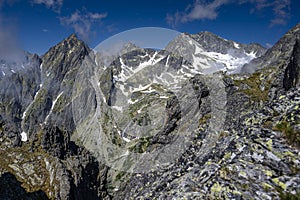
(0, 24), (300, 199)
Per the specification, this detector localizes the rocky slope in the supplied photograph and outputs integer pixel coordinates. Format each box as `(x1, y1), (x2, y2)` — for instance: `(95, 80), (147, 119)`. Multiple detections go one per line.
(0, 23), (299, 199)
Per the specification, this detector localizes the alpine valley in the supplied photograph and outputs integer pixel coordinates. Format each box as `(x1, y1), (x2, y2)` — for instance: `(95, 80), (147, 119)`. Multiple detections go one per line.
(0, 23), (300, 200)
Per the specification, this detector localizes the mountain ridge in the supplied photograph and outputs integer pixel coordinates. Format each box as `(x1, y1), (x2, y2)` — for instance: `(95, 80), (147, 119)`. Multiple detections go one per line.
(0, 23), (300, 199)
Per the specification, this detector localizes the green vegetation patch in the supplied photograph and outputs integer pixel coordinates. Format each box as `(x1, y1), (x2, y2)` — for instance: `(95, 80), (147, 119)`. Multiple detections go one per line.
(233, 67), (276, 102)
(128, 136), (152, 153)
(274, 121), (300, 149)
(279, 190), (300, 200)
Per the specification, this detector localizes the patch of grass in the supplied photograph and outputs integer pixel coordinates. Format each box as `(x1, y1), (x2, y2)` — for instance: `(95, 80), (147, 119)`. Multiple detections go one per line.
(218, 131), (230, 139)
(234, 72), (269, 102)
(263, 120), (274, 129)
(276, 186), (300, 200)
(279, 192), (300, 200)
(128, 136), (152, 153)
(115, 171), (127, 181)
(233, 67), (276, 102)
(274, 121), (300, 149)
(199, 114), (211, 125)
(0, 141), (56, 199)
(133, 112), (151, 126)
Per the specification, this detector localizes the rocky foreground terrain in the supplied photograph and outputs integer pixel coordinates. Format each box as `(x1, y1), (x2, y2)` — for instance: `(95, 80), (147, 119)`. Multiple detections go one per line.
(0, 23), (300, 199)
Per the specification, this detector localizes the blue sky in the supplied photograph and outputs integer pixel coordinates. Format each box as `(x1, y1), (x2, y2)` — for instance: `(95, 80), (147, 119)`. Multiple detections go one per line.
(0, 0), (299, 55)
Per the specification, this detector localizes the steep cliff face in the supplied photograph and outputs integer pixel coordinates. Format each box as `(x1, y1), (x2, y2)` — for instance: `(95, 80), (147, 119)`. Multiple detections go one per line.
(283, 39), (300, 90)
(0, 52), (41, 147)
(0, 172), (48, 200)
(0, 24), (300, 200)
(0, 35), (110, 200)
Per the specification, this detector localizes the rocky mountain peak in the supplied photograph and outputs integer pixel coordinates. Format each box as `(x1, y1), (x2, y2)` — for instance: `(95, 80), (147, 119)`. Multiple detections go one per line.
(197, 31), (223, 40)
(189, 31), (234, 54)
(242, 23), (300, 73)
(41, 33), (90, 82)
(120, 42), (141, 55)
(188, 30), (266, 58)
(66, 33), (78, 41)
(265, 23), (300, 58)
(60, 33), (80, 46)
(43, 33), (87, 57)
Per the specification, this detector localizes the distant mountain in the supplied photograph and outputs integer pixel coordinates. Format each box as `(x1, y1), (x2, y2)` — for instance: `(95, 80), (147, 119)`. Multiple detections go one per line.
(166, 31), (266, 74)
(0, 24), (300, 199)
(190, 31), (266, 56)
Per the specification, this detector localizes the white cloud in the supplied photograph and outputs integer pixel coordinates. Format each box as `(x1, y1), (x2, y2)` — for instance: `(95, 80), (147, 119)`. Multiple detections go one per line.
(60, 10), (107, 42)
(167, 0), (291, 27)
(167, 0), (230, 25)
(31, 0), (63, 12)
(239, 0), (291, 26)
(270, 0), (291, 26)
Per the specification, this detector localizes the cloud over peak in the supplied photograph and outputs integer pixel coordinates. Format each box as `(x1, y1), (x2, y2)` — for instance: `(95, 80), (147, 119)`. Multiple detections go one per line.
(32, 0), (63, 12)
(60, 9), (107, 42)
(167, 0), (230, 25)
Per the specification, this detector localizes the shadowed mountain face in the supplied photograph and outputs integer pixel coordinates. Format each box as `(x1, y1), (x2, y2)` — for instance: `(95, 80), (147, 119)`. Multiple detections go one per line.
(0, 172), (49, 200)
(0, 24), (300, 199)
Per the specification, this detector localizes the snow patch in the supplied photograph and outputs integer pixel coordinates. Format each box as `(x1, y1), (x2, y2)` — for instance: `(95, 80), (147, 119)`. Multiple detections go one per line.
(95, 57), (98, 66)
(194, 45), (203, 54)
(119, 84), (129, 96)
(111, 105), (123, 112)
(116, 51), (164, 82)
(20, 131), (28, 142)
(201, 50), (257, 72)
(130, 83), (152, 93)
(193, 55), (210, 70)
(128, 98), (138, 104)
(245, 51), (256, 59)
(44, 91), (64, 124)
(122, 137), (131, 142)
(22, 86), (43, 120)
(120, 57), (126, 67)
(233, 42), (240, 49)
(165, 55), (170, 67)
(159, 96), (169, 99)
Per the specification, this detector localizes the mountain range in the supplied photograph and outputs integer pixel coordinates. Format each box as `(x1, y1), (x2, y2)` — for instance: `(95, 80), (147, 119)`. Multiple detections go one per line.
(0, 23), (299, 199)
